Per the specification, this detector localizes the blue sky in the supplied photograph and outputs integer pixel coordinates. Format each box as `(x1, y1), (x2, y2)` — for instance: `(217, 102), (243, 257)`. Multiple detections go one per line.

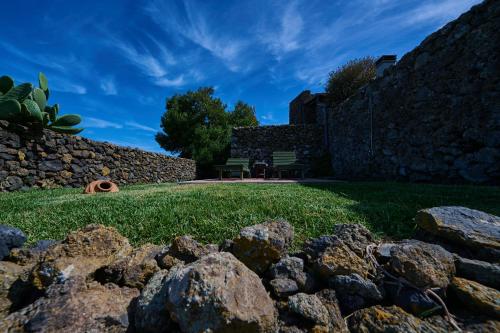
(0, 0), (481, 153)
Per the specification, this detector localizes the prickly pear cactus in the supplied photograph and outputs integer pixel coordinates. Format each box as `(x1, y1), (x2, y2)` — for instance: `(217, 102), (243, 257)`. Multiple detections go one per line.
(0, 72), (83, 135)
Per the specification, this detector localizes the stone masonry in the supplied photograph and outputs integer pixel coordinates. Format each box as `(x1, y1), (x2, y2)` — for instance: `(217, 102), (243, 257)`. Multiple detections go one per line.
(327, 0), (500, 184)
(230, 124), (325, 175)
(0, 121), (196, 191)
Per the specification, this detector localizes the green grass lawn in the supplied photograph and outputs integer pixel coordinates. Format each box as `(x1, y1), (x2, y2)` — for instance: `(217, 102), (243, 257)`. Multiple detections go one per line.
(1, 182), (499, 249)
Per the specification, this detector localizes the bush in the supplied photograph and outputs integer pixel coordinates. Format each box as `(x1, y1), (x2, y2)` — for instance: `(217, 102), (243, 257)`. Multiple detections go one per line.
(325, 57), (375, 108)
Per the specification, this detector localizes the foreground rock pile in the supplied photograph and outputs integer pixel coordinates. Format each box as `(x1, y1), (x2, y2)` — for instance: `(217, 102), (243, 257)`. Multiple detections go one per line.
(0, 206), (499, 332)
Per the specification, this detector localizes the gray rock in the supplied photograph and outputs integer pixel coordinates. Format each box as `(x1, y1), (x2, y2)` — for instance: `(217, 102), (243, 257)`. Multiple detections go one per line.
(388, 239), (455, 288)
(166, 252), (277, 333)
(38, 160), (63, 172)
(287, 293), (329, 327)
(135, 270), (172, 333)
(232, 219), (294, 274)
(269, 257), (315, 292)
(270, 278), (299, 298)
(330, 273), (384, 314)
(455, 255), (500, 289)
(0, 225), (27, 260)
(383, 282), (440, 317)
(416, 206), (500, 262)
(155, 235), (216, 269)
(332, 223), (375, 257)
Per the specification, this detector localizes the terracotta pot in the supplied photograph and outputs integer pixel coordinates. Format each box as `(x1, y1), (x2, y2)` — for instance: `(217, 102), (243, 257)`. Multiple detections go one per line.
(84, 180), (119, 194)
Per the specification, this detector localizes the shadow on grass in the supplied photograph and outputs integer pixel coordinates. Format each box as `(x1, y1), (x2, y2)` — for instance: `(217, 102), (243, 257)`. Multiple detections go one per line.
(299, 181), (500, 240)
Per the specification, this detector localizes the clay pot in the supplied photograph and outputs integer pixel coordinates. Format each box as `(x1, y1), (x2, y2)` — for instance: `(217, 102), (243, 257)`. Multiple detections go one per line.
(84, 180), (119, 194)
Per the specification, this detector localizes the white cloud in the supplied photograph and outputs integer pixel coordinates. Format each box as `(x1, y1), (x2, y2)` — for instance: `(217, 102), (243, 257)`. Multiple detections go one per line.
(125, 121), (157, 133)
(112, 39), (167, 78)
(100, 77), (117, 95)
(260, 1), (304, 60)
(144, 0), (247, 72)
(261, 112), (274, 121)
(82, 117), (123, 129)
(401, 0), (481, 26)
(154, 75), (186, 87)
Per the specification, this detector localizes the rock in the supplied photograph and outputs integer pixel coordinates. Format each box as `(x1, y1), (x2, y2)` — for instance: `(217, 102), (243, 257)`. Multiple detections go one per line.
(388, 239), (455, 288)
(0, 225), (27, 260)
(232, 219), (294, 274)
(330, 273), (384, 314)
(383, 282), (440, 317)
(464, 320), (500, 333)
(135, 270), (173, 333)
(332, 223), (374, 257)
(287, 293), (330, 327)
(314, 240), (370, 279)
(455, 255), (500, 289)
(7, 240), (59, 267)
(0, 277), (139, 332)
(374, 242), (396, 264)
(166, 252), (277, 333)
(270, 278), (299, 298)
(0, 261), (26, 318)
(416, 206), (500, 262)
(315, 289), (349, 332)
(269, 256), (315, 292)
(348, 305), (442, 333)
(30, 224), (132, 291)
(38, 160), (63, 172)
(450, 277), (500, 319)
(95, 243), (161, 289)
(155, 235), (215, 268)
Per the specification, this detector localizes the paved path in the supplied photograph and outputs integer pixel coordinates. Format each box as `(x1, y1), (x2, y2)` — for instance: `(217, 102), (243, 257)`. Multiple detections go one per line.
(179, 178), (342, 185)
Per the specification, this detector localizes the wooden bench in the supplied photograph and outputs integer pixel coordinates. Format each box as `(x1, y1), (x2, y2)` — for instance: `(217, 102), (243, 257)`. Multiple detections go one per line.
(214, 158), (250, 180)
(272, 151), (305, 179)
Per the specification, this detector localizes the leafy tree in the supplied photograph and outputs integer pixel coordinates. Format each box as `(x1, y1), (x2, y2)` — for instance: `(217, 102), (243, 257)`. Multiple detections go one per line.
(156, 87), (258, 175)
(325, 57), (376, 108)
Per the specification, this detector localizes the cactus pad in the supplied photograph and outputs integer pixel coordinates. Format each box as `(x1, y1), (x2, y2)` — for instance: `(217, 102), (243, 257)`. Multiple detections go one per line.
(52, 114), (82, 127)
(0, 76), (14, 95)
(0, 99), (22, 121)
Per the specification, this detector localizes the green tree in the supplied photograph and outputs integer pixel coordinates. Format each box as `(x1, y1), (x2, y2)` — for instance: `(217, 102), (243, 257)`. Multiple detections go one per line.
(156, 87), (258, 175)
(325, 57), (376, 108)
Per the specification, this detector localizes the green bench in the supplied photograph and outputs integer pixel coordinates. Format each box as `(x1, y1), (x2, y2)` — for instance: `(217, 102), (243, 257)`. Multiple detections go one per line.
(215, 158), (250, 180)
(273, 151), (305, 179)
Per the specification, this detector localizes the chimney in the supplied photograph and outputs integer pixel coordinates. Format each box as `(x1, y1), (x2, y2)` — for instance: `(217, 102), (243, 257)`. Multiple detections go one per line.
(375, 55), (397, 77)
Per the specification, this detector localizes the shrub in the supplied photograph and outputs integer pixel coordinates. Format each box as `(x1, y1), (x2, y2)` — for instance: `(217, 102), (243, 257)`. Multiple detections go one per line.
(325, 57), (376, 108)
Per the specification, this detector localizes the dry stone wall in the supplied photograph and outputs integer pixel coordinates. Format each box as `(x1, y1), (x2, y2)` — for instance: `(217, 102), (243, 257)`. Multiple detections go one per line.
(230, 124), (325, 175)
(328, 0), (500, 184)
(0, 121), (196, 191)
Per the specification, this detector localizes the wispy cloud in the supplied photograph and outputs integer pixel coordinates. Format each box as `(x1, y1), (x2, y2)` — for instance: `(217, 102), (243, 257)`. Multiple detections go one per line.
(100, 77), (117, 95)
(154, 75), (186, 87)
(82, 117), (123, 129)
(144, 0), (247, 72)
(125, 121), (157, 133)
(260, 1), (303, 60)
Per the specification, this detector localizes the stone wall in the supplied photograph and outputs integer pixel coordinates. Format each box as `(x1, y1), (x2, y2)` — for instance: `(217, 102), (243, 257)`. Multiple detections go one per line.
(230, 125), (325, 175)
(0, 121), (196, 191)
(327, 0), (500, 184)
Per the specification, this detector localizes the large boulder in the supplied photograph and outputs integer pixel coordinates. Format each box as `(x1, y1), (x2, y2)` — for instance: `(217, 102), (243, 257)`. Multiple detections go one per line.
(0, 225), (26, 260)
(455, 255), (500, 289)
(166, 252), (277, 333)
(232, 219), (294, 274)
(330, 273), (384, 314)
(0, 277), (139, 332)
(134, 270), (173, 333)
(450, 277), (500, 319)
(29, 224), (132, 291)
(95, 243), (161, 289)
(416, 206), (500, 262)
(388, 240), (455, 288)
(348, 305), (442, 333)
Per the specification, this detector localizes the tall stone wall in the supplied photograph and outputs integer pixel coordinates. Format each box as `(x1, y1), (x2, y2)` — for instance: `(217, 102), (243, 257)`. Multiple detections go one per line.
(0, 121), (196, 191)
(230, 125), (325, 174)
(328, 0), (500, 184)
